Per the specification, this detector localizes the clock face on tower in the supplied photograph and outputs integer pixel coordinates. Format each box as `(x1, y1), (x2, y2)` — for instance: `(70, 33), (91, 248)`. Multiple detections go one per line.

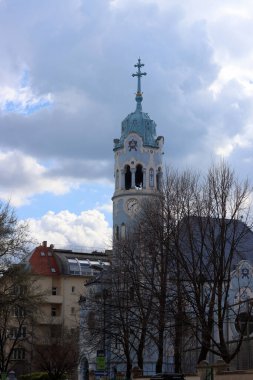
(126, 198), (139, 216)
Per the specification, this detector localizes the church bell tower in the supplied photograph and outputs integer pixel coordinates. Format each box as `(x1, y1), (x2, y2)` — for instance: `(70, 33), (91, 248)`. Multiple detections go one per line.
(112, 59), (164, 240)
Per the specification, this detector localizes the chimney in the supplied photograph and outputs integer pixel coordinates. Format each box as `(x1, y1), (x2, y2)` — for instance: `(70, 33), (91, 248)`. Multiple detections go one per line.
(42, 241), (47, 247)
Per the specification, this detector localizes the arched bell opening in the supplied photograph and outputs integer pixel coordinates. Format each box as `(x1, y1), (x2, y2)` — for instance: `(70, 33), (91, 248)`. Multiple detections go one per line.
(125, 165), (131, 190)
(135, 164), (143, 188)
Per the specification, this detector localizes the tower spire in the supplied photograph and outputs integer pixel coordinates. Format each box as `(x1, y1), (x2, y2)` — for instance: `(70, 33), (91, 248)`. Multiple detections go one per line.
(132, 58), (147, 111)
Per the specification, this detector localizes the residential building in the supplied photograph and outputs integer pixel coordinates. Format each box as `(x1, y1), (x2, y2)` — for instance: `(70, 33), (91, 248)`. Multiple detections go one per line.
(9, 241), (111, 378)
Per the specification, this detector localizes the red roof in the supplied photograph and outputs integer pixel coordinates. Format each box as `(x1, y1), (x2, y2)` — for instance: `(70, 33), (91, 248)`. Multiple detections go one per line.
(29, 245), (60, 276)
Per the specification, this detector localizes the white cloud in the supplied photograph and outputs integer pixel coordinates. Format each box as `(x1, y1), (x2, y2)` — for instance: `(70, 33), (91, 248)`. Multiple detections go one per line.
(96, 201), (113, 214)
(209, 66), (253, 98)
(0, 151), (78, 206)
(0, 68), (53, 114)
(27, 209), (112, 250)
(215, 123), (253, 158)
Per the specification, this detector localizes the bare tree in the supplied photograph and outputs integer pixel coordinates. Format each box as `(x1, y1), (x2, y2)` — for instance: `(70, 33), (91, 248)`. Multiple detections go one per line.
(112, 234), (156, 372)
(84, 163), (253, 373)
(0, 202), (40, 374)
(0, 202), (31, 272)
(34, 327), (79, 380)
(113, 162), (253, 370)
(172, 162), (253, 364)
(82, 266), (137, 380)
(0, 265), (43, 374)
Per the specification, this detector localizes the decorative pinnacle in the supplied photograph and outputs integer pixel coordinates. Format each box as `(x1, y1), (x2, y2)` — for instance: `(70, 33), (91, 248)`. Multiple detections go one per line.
(132, 58), (147, 110)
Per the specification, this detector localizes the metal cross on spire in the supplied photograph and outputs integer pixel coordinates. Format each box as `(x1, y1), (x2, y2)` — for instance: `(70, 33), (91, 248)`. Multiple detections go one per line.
(132, 58), (147, 110)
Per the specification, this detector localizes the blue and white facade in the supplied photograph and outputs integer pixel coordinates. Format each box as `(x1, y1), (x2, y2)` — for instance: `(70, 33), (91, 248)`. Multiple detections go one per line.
(112, 59), (164, 239)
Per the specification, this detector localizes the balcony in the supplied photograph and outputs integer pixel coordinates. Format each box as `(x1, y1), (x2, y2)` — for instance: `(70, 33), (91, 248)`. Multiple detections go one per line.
(45, 295), (63, 304)
(38, 315), (62, 325)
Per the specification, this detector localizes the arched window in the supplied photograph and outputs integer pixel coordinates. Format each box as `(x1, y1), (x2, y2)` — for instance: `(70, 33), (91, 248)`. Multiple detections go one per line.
(121, 223), (126, 239)
(125, 165), (131, 190)
(115, 225), (119, 240)
(156, 167), (162, 191)
(135, 164), (143, 188)
(235, 312), (253, 336)
(115, 170), (119, 189)
(149, 168), (154, 187)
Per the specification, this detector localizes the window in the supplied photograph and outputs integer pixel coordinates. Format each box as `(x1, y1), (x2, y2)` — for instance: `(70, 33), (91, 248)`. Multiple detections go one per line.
(115, 226), (119, 241)
(51, 268), (56, 273)
(9, 328), (15, 339)
(9, 327), (26, 339)
(149, 168), (154, 187)
(69, 262), (80, 275)
(52, 287), (57, 295)
(235, 312), (253, 336)
(40, 251), (45, 256)
(51, 307), (57, 317)
(50, 325), (61, 338)
(12, 306), (26, 318)
(71, 307), (75, 315)
(115, 169), (119, 189)
(12, 348), (25, 360)
(71, 286), (75, 293)
(121, 223), (126, 239)
(80, 263), (91, 275)
(12, 285), (27, 296)
(156, 167), (162, 191)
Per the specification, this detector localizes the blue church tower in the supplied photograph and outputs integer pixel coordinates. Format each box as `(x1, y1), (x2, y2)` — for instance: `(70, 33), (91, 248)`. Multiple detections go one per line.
(112, 59), (164, 240)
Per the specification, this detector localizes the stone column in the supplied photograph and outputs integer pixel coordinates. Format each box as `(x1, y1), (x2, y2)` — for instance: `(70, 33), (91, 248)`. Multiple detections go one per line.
(196, 360), (209, 380)
(131, 168), (136, 189)
(120, 169), (125, 190)
(142, 168), (146, 189)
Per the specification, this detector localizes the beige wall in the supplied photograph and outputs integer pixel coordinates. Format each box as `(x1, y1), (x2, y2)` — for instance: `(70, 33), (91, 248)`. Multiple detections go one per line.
(33, 273), (88, 331)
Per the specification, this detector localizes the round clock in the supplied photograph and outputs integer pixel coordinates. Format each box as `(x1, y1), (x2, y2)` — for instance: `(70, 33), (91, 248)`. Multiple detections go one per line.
(126, 198), (139, 216)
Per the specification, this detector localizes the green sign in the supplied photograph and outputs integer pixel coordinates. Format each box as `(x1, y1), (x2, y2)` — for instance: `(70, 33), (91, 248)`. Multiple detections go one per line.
(96, 355), (106, 370)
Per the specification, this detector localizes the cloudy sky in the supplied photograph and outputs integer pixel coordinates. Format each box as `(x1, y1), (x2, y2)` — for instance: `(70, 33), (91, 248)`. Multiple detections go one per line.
(0, 0), (253, 250)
